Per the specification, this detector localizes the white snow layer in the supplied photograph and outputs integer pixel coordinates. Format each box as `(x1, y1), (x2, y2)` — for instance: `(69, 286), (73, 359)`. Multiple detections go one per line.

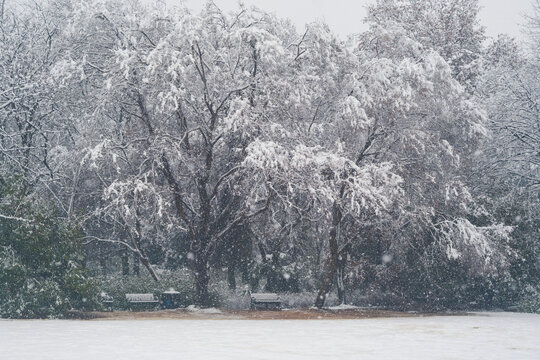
(1, 312), (539, 359)
(185, 305), (222, 314)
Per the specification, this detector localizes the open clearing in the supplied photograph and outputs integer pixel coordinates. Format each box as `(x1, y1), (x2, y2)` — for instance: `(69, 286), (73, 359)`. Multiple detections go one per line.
(1, 312), (539, 359)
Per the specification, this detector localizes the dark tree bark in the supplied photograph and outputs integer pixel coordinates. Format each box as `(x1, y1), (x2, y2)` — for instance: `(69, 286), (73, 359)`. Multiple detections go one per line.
(337, 243), (351, 305)
(133, 254), (140, 276)
(227, 263), (236, 290)
(241, 258), (250, 284)
(138, 252), (159, 281)
(131, 216), (159, 282)
(314, 199), (343, 308)
(121, 249), (130, 275)
(265, 250), (284, 292)
(315, 134), (374, 308)
(227, 243), (237, 290)
(195, 255), (211, 307)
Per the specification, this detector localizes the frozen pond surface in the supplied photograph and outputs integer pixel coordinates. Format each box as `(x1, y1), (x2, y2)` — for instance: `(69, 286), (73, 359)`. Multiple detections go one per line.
(1, 312), (539, 359)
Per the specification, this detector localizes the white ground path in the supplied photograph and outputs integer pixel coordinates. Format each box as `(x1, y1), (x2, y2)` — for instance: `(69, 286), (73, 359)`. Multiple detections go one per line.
(1, 312), (539, 359)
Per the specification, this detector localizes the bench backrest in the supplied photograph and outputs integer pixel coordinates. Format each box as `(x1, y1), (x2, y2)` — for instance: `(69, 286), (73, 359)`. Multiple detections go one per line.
(125, 293), (156, 302)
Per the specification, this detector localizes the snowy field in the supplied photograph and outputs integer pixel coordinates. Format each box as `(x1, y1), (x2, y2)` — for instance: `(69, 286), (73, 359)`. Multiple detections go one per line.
(1, 312), (539, 360)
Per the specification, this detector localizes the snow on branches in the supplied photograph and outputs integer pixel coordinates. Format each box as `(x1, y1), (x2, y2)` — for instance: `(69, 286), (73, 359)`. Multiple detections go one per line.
(3, 0), (524, 306)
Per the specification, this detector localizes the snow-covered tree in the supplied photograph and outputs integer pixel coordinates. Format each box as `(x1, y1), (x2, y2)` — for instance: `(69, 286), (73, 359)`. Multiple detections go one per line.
(366, 0), (485, 92)
(475, 10), (540, 293)
(52, 0), (308, 305)
(0, 0), (527, 313)
(243, 12), (510, 307)
(0, 3), (64, 185)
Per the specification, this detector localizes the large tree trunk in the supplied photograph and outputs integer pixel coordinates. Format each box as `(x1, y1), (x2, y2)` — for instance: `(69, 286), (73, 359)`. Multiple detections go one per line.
(266, 251), (282, 292)
(337, 266), (345, 305)
(121, 249), (130, 275)
(314, 200), (342, 308)
(138, 252), (160, 282)
(133, 254), (140, 276)
(241, 259), (250, 285)
(336, 243), (351, 305)
(227, 260), (237, 290)
(195, 256), (211, 307)
(131, 214), (159, 282)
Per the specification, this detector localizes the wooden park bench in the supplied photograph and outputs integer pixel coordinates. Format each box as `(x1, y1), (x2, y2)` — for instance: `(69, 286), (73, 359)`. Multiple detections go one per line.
(250, 293), (281, 310)
(125, 293), (159, 310)
(100, 292), (114, 311)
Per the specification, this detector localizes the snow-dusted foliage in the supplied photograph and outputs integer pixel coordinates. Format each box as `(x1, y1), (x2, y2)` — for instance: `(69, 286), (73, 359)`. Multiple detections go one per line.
(474, 4), (540, 297)
(436, 219), (513, 273)
(0, 0), (536, 313)
(0, 178), (96, 318)
(366, 0), (485, 92)
(0, 3), (72, 186)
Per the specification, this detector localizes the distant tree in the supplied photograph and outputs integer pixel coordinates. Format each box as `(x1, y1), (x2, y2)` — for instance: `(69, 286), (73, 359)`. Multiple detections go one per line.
(0, 1), (74, 188)
(366, 0), (485, 92)
(525, 0), (540, 53)
(475, 9), (540, 296)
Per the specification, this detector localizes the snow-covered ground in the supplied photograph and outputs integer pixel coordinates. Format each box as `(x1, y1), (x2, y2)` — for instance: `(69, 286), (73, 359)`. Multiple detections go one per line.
(1, 312), (539, 359)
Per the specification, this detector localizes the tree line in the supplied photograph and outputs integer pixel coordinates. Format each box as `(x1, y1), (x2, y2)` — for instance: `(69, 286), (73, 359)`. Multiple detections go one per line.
(1, 0), (538, 313)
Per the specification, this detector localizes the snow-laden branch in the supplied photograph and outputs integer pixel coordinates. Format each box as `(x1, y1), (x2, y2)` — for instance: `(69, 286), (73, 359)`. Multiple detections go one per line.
(0, 214), (31, 223)
(82, 236), (138, 253)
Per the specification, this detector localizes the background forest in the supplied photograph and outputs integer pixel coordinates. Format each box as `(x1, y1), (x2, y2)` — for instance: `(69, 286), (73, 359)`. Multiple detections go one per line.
(0, 0), (538, 318)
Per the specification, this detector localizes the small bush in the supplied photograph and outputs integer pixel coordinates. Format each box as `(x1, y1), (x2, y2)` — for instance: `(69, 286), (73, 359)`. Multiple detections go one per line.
(0, 247), (98, 318)
(0, 178), (98, 319)
(516, 288), (540, 313)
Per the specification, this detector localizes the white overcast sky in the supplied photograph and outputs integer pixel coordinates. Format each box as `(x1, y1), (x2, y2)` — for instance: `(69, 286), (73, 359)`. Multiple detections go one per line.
(176, 0), (534, 39)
